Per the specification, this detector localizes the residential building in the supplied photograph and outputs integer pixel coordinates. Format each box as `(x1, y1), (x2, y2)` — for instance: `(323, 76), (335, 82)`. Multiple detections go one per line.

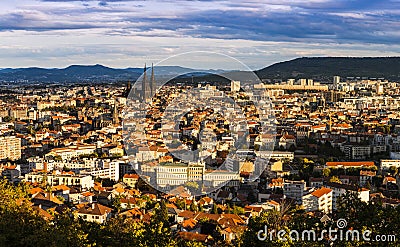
(325, 182), (370, 210)
(123, 173), (140, 188)
(380, 160), (400, 170)
(25, 172), (94, 189)
(283, 180), (308, 204)
(77, 203), (112, 223)
(325, 161), (376, 170)
(302, 187), (333, 213)
(0, 136), (21, 161)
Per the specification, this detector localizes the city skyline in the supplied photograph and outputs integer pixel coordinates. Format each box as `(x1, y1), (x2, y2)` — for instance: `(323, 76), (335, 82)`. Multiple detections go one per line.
(0, 0), (400, 69)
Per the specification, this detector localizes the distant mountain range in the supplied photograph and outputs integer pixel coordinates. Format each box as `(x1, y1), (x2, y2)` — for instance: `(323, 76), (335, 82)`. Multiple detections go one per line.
(0, 64), (227, 84)
(1, 57), (400, 83)
(256, 57), (400, 81)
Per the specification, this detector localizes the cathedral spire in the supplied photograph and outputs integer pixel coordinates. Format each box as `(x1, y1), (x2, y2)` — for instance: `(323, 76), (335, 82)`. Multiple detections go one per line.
(142, 63), (149, 100)
(113, 102), (119, 125)
(125, 80), (131, 98)
(151, 63), (155, 96)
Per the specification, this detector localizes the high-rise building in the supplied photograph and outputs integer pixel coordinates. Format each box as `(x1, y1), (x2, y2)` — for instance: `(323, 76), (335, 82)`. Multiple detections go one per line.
(0, 136), (21, 161)
(298, 79), (307, 86)
(376, 81), (384, 95)
(333, 76), (340, 89)
(231, 80), (240, 92)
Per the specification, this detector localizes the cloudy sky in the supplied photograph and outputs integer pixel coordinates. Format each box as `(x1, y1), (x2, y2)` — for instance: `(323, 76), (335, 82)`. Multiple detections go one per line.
(1, 0), (400, 69)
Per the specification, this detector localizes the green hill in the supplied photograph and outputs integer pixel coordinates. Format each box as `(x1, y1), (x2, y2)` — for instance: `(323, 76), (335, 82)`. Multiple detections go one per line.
(255, 57), (400, 81)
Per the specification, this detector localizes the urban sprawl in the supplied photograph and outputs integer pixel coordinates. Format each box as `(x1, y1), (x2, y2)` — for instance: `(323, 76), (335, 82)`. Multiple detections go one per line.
(1, 69), (400, 246)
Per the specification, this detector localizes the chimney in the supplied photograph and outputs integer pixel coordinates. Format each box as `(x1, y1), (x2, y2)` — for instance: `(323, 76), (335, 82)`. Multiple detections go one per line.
(92, 203), (95, 210)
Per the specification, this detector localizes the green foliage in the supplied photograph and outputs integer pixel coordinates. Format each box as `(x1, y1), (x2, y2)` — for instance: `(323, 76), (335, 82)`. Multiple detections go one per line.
(242, 195), (400, 246)
(232, 206), (245, 215)
(212, 203), (219, 214)
(322, 168), (331, 177)
(0, 181), (176, 247)
(142, 200), (176, 247)
(329, 176), (341, 183)
(256, 57), (400, 81)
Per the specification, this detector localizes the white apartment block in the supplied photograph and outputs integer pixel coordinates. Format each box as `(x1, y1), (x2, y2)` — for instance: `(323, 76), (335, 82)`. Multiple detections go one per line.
(25, 172), (94, 189)
(342, 145), (371, 160)
(155, 165), (188, 189)
(203, 171), (241, 188)
(27, 157), (97, 172)
(231, 80), (241, 92)
(82, 161), (120, 181)
(0, 136), (21, 161)
(283, 180), (308, 205)
(45, 144), (97, 161)
(270, 151), (295, 161)
(155, 163), (240, 189)
(302, 187), (333, 213)
(381, 160), (400, 170)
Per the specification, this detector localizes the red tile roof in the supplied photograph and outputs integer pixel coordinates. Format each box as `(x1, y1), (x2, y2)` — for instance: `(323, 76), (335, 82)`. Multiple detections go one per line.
(326, 161), (375, 168)
(123, 174), (140, 179)
(311, 187), (332, 198)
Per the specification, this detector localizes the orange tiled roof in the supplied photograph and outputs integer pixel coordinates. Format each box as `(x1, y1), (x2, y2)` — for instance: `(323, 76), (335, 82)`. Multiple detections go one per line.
(177, 232), (211, 242)
(182, 218), (197, 229)
(311, 187), (332, 198)
(385, 176), (396, 182)
(326, 161), (375, 167)
(123, 174), (139, 179)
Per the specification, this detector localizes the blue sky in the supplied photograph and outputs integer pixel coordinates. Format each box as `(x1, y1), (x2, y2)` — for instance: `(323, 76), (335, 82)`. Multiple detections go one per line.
(0, 0), (400, 69)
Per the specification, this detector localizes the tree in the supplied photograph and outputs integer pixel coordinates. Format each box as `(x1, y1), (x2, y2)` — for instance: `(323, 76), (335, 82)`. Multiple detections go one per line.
(54, 155), (62, 161)
(112, 195), (122, 213)
(389, 166), (398, 176)
(225, 204), (231, 214)
(143, 200), (176, 247)
(212, 203), (219, 214)
(322, 168), (331, 177)
(329, 176), (341, 183)
(184, 181), (200, 194)
(247, 192), (257, 203)
(232, 206), (244, 215)
(190, 202), (198, 212)
(240, 209), (293, 247)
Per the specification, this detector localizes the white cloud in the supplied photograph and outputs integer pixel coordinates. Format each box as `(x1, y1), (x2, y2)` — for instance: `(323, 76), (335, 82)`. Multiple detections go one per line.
(0, 0), (398, 68)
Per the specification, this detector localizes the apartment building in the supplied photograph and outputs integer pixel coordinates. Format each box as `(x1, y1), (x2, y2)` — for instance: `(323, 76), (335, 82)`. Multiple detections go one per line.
(380, 160), (400, 170)
(302, 187), (333, 213)
(0, 136), (21, 161)
(325, 161), (376, 169)
(25, 172), (94, 189)
(45, 144), (97, 161)
(283, 180), (309, 204)
(325, 182), (370, 210)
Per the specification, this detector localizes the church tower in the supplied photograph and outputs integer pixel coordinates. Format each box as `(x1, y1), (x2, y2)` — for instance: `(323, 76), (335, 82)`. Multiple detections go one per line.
(142, 64), (150, 100)
(112, 102), (119, 125)
(124, 80), (131, 98)
(151, 63), (156, 97)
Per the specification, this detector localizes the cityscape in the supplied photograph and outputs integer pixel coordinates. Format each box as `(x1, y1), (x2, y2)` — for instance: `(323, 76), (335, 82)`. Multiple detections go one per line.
(1, 63), (400, 245)
(1, 0), (400, 246)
